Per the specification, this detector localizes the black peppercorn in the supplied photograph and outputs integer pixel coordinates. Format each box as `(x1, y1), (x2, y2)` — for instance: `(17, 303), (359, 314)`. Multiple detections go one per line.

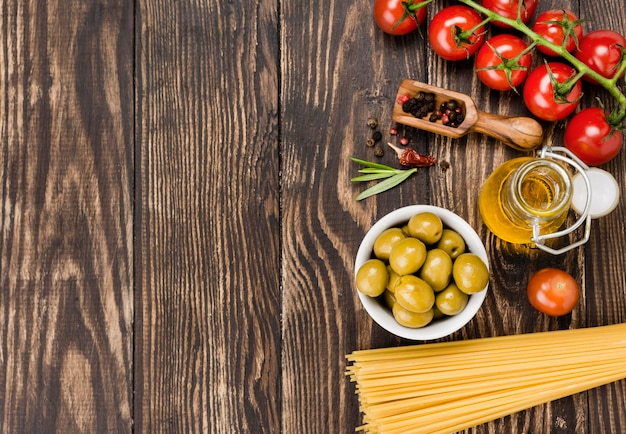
(367, 117), (379, 129)
(372, 130), (382, 142)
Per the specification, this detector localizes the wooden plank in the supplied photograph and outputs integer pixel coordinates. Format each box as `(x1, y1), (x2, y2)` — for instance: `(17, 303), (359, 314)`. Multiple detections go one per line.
(134, 0), (281, 432)
(0, 1), (134, 432)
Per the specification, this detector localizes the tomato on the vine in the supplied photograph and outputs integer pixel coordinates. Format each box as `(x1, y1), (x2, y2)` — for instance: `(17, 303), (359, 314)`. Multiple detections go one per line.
(475, 34), (532, 91)
(527, 268), (579, 316)
(374, 0), (428, 36)
(481, 0), (537, 28)
(428, 5), (486, 61)
(564, 107), (623, 166)
(574, 30), (626, 84)
(522, 62), (582, 121)
(532, 9), (584, 57)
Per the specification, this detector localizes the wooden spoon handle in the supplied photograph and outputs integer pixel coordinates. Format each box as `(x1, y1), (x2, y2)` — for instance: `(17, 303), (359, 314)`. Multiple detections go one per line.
(471, 111), (544, 151)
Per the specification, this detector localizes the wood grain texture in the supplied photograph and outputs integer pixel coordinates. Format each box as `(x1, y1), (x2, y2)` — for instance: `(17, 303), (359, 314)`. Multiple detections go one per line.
(0, 1), (134, 432)
(135, 0), (281, 433)
(1, 0), (625, 433)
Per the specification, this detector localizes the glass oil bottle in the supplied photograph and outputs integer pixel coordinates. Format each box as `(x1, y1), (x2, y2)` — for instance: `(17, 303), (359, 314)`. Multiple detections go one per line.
(479, 154), (575, 246)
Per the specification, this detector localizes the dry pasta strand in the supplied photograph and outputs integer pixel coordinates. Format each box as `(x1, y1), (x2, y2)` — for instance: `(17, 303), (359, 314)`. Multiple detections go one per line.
(346, 323), (626, 433)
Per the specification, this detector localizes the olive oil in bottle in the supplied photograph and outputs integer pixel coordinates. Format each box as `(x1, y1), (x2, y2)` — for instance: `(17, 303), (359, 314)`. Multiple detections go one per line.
(478, 157), (573, 245)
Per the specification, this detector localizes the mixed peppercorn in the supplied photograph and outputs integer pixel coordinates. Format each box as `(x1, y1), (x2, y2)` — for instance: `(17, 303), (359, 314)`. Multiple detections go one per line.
(362, 115), (438, 167)
(399, 92), (465, 128)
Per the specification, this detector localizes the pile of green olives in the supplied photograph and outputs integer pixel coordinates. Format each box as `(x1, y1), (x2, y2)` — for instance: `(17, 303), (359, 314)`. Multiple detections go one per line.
(356, 212), (489, 329)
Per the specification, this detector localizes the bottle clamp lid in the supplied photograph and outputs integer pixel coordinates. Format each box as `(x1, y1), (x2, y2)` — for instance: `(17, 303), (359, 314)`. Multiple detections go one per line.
(571, 168), (620, 219)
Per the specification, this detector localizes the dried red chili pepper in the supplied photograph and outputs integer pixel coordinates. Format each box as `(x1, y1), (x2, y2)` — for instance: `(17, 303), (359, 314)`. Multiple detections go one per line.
(387, 142), (437, 167)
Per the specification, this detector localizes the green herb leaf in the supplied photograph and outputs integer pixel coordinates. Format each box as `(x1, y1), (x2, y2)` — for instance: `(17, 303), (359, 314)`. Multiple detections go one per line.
(357, 167), (397, 174)
(351, 172), (396, 182)
(355, 168), (417, 201)
(349, 157), (395, 171)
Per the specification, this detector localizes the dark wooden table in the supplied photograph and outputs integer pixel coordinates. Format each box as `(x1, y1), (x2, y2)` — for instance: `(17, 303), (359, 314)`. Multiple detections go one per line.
(1, 0), (625, 433)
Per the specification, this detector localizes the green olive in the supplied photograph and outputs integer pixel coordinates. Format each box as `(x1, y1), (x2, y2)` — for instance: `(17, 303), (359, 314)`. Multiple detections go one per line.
(394, 275), (435, 313)
(436, 283), (469, 315)
(386, 266), (402, 293)
(419, 248), (453, 292)
(389, 237), (427, 275)
(383, 290), (396, 310)
(432, 305), (445, 320)
(393, 303), (434, 328)
(355, 259), (389, 297)
(407, 212), (443, 245)
(436, 229), (466, 260)
(452, 253), (489, 295)
(373, 227), (406, 261)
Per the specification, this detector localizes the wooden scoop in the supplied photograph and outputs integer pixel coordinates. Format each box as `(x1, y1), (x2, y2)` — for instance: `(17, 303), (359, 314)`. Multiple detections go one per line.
(392, 80), (544, 151)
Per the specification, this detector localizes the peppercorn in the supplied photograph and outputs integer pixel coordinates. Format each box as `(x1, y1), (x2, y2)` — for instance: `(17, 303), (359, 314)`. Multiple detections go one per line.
(372, 130), (382, 142)
(401, 94), (464, 128)
(367, 117), (379, 129)
(397, 94), (410, 104)
(374, 146), (384, 157)
(389, 127), (398, 136)
(366, 138), (375, 147)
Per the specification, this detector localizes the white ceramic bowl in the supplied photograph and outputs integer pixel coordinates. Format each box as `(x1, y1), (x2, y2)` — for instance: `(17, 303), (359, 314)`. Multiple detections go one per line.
(355, 205), (489, 340)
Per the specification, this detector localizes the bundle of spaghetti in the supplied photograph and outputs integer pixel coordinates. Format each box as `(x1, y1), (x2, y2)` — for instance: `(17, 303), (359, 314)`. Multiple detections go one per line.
(346, 323), (626, 434)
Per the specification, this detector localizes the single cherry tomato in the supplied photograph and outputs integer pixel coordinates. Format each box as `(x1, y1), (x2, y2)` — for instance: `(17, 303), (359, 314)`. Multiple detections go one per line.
(522, 62), (582, 121)
(374, 0), (428, 36)
(428, 5), (486, 61)
(574, 30), (626, 84)
(532, 9), (584, 57)
(564, 107), (623, 166)
(481, 0), (537, 28)
(475, 34), (532, 91)
(527, 268), (579, 316)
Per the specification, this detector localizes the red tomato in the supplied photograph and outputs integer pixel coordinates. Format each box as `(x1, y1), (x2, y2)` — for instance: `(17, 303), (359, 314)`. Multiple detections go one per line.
(475, 34), (532, 91)
(481, 0), (537, 28)
(532, 9), (584, 57)
(564, 107), (623, 166)
(428, 5), (486, 61)
(527, 268), (579, 316)
(522, 62), (582, 121)
(374, 0), (427, 36)
(575, 30), (626, 84)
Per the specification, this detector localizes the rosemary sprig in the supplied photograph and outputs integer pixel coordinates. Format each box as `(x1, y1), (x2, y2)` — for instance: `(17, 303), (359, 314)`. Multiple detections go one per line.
(350, 157), (418, 201)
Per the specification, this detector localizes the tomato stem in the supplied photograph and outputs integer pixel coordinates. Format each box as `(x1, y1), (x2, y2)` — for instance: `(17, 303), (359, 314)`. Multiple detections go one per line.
(393, 0), (434, 30)
(407, 0), (433, 12)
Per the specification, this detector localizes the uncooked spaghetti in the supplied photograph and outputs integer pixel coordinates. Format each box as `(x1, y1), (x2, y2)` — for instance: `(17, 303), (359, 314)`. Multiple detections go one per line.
(346, 323), (626, 433)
